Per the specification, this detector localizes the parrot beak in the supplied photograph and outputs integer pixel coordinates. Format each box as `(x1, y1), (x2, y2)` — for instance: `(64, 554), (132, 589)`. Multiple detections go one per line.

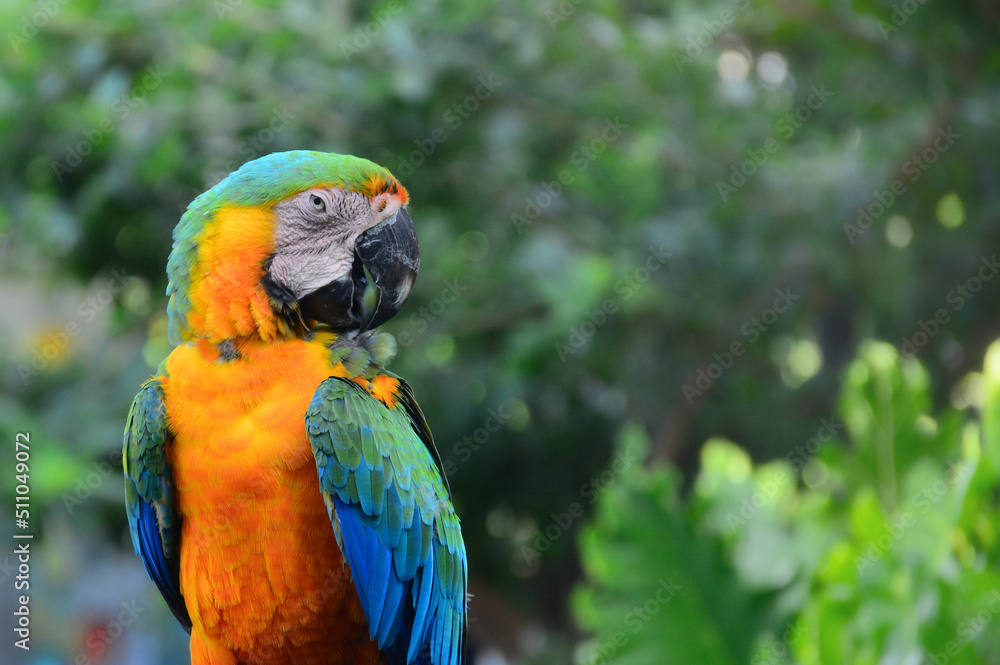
(354, 207), (420, 331)
(300, 208), (419, 333)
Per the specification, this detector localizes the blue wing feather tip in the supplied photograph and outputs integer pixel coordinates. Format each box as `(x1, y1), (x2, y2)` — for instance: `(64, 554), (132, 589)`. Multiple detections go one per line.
(135, 496), (192, 632)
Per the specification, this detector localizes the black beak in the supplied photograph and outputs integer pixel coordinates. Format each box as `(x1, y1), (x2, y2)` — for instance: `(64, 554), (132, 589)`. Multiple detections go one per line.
(299, 208), (419, 333)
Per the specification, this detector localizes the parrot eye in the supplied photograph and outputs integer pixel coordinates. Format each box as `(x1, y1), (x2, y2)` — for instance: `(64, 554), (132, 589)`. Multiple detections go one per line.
(376, 198), (387, 213)
(310, 194), (326, 213)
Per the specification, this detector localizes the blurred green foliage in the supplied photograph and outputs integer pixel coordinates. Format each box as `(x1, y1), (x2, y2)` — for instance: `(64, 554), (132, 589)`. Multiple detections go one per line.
(575, 341), (1000, 664)
(1, 0), (999, 662)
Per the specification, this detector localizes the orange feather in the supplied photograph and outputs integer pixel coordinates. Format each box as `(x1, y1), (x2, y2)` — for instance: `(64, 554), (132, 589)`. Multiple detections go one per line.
(163, 333), (383, 665)
(186, 206), (288, 344)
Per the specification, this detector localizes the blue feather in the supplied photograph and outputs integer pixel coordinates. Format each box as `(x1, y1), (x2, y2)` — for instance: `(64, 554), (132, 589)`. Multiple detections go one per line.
(370, 540), (394, 636)
(409, 565), (435, 663)
(133, 494), (191, 632)
(336, 500), (372, 609)
(378, 570), (407, 646)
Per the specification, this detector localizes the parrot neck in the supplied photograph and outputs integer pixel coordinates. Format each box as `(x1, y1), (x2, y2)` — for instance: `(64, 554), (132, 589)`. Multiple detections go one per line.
(174, 330), (400, 408)
(219, 328), (398, 378)
(168, 205), (304, 344)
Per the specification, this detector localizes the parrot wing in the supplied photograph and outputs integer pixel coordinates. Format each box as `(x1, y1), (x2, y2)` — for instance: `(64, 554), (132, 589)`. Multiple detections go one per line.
(306, 375), (467, 665)
(123, 378), (192, 632)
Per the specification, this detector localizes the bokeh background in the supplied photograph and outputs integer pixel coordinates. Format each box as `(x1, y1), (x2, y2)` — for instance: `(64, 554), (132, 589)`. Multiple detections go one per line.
(3, 0), (1000, 663)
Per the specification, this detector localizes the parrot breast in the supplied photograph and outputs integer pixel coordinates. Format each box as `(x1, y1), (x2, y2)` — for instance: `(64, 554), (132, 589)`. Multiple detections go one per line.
(162, 335), (382, 665)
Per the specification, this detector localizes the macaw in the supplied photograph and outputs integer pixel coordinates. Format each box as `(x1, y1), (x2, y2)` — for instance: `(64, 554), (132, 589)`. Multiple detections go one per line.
(122, 151), (467, 665)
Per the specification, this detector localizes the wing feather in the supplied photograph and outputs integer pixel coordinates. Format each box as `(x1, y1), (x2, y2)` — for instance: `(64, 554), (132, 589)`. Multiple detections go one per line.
(307, 375), (467, 665)
(122, 379), (191, 632)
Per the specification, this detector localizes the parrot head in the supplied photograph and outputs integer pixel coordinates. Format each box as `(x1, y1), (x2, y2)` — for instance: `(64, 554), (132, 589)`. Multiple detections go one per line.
(166, 151), (417, 345)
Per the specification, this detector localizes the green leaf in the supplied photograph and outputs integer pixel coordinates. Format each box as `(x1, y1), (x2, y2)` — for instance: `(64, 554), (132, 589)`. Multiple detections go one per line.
(573, 426), (766, 664)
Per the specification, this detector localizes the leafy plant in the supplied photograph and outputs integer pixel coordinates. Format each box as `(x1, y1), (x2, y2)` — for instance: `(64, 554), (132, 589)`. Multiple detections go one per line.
(574, 340), (1000, 664)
